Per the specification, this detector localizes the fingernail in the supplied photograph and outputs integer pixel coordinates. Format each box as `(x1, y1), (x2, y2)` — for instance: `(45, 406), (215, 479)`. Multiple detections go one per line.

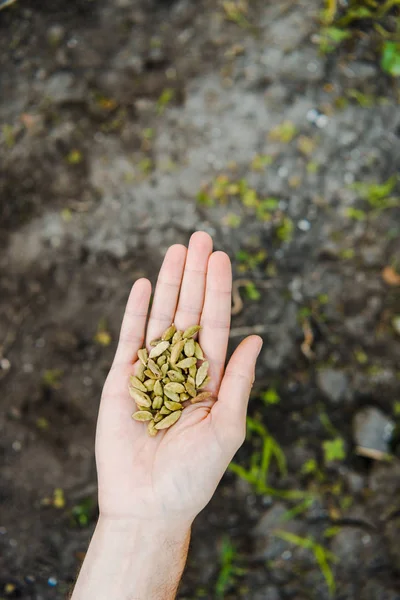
(256, 338), (263, 357)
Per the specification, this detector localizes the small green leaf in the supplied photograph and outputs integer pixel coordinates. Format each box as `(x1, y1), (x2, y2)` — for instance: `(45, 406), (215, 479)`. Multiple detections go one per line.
(382, 41), (400, 76)
(261, 388), (280, 405)
(323, 437), (346, 462)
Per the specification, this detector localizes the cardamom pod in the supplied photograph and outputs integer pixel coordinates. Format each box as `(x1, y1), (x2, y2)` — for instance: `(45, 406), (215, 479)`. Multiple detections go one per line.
(167, 370), (185, 383)
(170, 340), (185, 364)
(148, 420), (159, 436)
(137, 348), (148, 366)
(129, 388), (151, 407)
(175, 357), (197, 369)
(154, 379), (163, 397)
(185, 380), (197, 398)
(189, 364), (197, 379)
(132, 410), (153, 421)
(152, 395), (163, 410)
(155, 410), (182, 430)
(144, 379), (155, 391)
(161, 324), (177, 341)
(164, 389), (180, 402)
(129, 375), (148, 393)
(136, 362), (146, 381)
(164, 399), (183, 411)
(149, 341), (170, 359)
(164, 382), (186, 394)
(191, 391), (213, 404)
(184, 338), (195, 357)
(183, 325), (202, 339)
(147, 358), (162, 377)
(196, 361), (209, 387)
(172, 330), (183, 344)
(160, 406), (171, 415)
(194, 341), (204, 360)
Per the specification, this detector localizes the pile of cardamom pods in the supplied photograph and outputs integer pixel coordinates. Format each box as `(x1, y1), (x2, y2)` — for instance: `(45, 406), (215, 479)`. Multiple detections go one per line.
(129, 324), (212, 436)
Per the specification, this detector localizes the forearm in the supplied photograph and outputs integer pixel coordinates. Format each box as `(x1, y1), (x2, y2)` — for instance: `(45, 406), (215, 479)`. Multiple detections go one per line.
(71, 516), (191, 600)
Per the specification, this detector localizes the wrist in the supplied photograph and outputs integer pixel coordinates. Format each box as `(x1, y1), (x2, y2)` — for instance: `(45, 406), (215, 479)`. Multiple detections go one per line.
(97, 512), (193, 543)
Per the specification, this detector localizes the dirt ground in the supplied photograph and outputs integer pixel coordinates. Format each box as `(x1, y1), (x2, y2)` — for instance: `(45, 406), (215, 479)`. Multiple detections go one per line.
(1, 0), (400, 598)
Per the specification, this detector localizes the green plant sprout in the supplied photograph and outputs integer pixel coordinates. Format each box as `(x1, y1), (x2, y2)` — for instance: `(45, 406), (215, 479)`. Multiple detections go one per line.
(215, 537), (246, 598)
(261, 388), (280, 405)
(244, 281), (261, 301)
(273, 530), (338, 596)
(350, 175), (399, 211)
(229, 416), (312, 501)
(319, 0), (400, 77)
(323, 438), (346, 463)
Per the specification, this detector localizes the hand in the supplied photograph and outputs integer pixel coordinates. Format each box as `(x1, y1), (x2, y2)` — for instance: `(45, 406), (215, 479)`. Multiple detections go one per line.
(96, 231), (263, 527)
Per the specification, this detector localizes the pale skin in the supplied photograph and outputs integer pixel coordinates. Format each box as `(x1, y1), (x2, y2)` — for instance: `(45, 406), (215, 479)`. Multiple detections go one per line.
(71, 231), (263, 600)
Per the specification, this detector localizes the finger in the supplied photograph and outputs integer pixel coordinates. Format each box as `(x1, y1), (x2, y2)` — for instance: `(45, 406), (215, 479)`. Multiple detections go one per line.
(199, 251), (232, 392)
(212, 335), (263, 446)
(174, 231), (213, 331)
(146, 244), (187, 345)
(112, 278), (152, 366)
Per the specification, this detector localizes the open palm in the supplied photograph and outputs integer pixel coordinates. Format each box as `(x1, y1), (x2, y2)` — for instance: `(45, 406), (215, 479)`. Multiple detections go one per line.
(96, 232), (262, 526)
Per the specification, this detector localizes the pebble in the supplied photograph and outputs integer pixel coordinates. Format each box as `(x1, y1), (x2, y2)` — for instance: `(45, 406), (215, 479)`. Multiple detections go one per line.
(317, 368), (349, 403)
(297, 219), (311, 231)
(353, 407), (395, 457)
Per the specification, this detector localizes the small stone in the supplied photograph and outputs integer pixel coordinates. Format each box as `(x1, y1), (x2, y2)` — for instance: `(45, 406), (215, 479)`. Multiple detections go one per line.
(317, 368), (349, 403)
(353, 407), (395, 458)
(297, 219), (311, 231)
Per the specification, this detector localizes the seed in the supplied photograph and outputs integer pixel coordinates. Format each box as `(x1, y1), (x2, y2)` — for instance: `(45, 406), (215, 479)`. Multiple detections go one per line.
(164, 389), (180, 402)
(194, 342), (204, 360)
(196, 361), (209, 387)
(175, 357), (197, 369)
(183, 325), (202, 339)
(161, 363), (169, 376)
(154, 380), (163, 397)
(184, 338), (195, 357)
(164, 399), (183, 411)
(157, 354), (167, 366)
(167, 370), (185, 383)
(152, 396), (163, 410)
(164, 382), (185, 394)
(132, 410), (153, 422)
(161, 324), (177, 341)
(191, 391), (213, 404)
(199, 376), (211, 389)
(185, 380), (197, 398)
(172, 330), (183, 344)
(149, 341), (170, 359)
(129, 388), (152, 407)
(137, 348), (148, 365)
(144, 379), (155, 392)
(155, 410), (182, 430)
(136, 362), (146, 381)
(129, 375), (148, 393)
(148, 420), (159, 436)
(129, 325), (209, 436)
(148, 358), (162, 377)
(170, 340), (185, 364)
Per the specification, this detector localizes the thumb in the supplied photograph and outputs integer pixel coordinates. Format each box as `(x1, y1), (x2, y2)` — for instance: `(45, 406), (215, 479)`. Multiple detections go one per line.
(211, 335), (263, 451)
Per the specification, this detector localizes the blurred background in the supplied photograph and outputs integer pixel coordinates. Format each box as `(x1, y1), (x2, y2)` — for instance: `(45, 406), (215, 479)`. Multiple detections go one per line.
(0, 0), (400, 598)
